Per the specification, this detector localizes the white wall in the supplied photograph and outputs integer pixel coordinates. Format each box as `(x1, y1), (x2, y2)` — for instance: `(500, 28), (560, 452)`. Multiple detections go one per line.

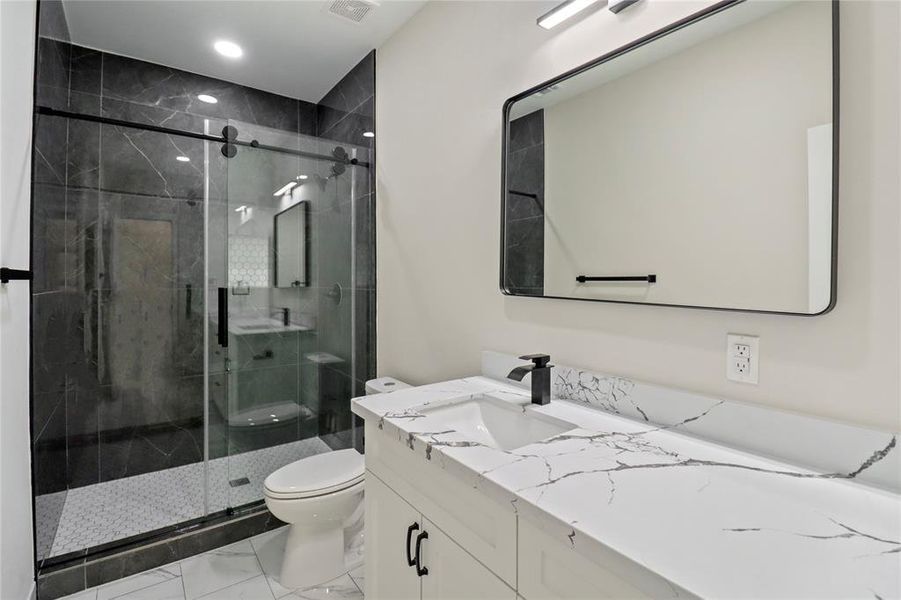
(541, 1), (831, 312)
(0, 0), (37, 598)
(376, 0), (901, 432)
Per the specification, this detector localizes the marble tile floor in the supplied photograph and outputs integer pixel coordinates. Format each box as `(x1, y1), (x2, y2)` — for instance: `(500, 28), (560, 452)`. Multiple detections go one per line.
(42, 437), (332, 558)
(59, 526), (364, 600)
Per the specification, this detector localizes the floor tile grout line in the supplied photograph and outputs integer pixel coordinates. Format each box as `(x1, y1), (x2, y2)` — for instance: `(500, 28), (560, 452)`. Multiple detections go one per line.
(348, 570), (363, 595)
(192, 572), (264, 600)
(177, 559), (188, 600)
(104, 575), (184, 600)
(249, 534), (279, 600)
(101, 564), (182, 600)
(182, 540), (263, 600)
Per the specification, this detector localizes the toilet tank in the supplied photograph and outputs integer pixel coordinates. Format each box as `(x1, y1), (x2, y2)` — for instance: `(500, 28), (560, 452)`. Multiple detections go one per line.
(365, 377), (410, 395)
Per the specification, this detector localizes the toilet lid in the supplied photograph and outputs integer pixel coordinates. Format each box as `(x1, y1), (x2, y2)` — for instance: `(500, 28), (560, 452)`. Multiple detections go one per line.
(264, 449), (364, 499)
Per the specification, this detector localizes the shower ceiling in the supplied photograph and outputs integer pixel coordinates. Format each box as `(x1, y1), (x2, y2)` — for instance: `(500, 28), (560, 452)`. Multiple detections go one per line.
(59, 0), (425, 102)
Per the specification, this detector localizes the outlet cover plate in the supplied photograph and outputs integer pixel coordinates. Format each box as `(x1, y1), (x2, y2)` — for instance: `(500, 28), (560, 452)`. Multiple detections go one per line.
(727, 333), (759, 384)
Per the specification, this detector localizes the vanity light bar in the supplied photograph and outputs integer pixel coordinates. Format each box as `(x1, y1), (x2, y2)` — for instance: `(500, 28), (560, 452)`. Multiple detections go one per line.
(273, 182), (297, 196)
(608, 0), (641, 13)
(537, 0), (600, 29)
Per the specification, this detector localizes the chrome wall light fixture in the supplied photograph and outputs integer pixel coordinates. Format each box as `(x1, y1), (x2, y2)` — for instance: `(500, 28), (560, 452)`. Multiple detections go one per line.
(537, 0), (641, 29)
(608, 0), (641, 14)
(537, 0), (599, 29)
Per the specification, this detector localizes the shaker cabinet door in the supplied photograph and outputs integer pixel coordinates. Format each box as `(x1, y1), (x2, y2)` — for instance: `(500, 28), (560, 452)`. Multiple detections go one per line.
(420, 518), (515, 600)
(365, 472), (422, 600)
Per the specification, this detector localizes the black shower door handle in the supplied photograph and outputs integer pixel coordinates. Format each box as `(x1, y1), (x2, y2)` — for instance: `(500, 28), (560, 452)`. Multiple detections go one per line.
(217, 287), (228, 347)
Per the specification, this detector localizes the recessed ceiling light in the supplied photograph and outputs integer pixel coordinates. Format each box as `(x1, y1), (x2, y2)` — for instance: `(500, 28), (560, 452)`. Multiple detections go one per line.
(537, 0), (599, 29)
(176, 155), (190, 162)
(197, 94), (218, 104)
(362, 131), (375, 138)
(273, 182), (297, 196)
(296, 175), (308, 180)
(214, 40), (243, 59)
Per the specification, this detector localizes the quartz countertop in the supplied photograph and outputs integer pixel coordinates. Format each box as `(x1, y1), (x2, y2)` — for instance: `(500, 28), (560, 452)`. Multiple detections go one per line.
(351, 376), (901, 599)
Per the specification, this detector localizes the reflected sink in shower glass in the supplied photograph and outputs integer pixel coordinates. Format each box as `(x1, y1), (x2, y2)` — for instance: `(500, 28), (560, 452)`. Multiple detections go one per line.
(418, 395), (576, 451)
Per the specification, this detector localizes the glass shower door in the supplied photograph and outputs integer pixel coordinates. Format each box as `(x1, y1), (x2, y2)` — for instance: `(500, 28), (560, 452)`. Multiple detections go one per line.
(210, 120), (369, 512)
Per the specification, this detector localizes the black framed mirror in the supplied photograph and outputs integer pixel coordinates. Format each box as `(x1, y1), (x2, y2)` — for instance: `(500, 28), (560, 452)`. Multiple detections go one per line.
(501, 0), (838, 315)
(274, 200), (310, 288)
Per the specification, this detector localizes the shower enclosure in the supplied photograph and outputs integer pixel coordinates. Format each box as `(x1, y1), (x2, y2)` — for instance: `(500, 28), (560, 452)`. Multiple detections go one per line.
(30, 35), (375, 577)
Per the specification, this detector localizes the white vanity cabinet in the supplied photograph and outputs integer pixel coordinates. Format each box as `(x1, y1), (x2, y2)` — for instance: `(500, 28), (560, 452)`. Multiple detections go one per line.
(419, 518), (515, 600)
(363, 420), (690, 600)
(365, 474), (421, 599)
(517, 518), (681, 600)
(366, 472), (515, 600)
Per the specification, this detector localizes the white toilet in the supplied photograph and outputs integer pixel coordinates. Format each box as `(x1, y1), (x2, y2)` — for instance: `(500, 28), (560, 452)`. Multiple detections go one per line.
(264, 448), (365, 589)
(263, 376), (409, 589)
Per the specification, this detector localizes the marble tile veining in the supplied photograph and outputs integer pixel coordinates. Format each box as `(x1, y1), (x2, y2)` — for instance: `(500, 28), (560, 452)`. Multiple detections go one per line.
(59, 526), (364, 600)
(353, 373), (901, 599)
(96, 565), (181, 600)
(180, 540), (261, 599)
(482, 350), (901, 493)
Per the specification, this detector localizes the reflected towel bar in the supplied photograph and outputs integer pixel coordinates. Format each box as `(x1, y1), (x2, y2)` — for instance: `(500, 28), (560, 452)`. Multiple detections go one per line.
(576, 274), (657, 283)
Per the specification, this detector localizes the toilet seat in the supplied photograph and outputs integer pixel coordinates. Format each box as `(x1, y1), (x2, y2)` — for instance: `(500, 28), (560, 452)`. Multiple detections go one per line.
(264, 448), (364, 500)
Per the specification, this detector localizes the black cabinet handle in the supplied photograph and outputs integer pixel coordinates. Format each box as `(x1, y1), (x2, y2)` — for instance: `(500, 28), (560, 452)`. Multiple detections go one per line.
(217, 287), (228, 347)
(414, 530), (429, 577)
(405, 522), (419, 567)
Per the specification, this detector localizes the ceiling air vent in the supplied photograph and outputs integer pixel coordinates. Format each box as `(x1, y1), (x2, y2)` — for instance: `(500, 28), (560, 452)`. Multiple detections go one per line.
(327, 0), (378, 24)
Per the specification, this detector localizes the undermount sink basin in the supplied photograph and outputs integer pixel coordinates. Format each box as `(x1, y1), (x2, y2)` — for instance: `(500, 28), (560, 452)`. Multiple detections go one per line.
(223, 317), (310, 335)
(239, 323), (280, 331)
(418, 394), (576, 451)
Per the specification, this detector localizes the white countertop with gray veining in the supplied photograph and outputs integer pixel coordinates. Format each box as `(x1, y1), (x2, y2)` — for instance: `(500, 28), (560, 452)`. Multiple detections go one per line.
(352, 376), (900, 599)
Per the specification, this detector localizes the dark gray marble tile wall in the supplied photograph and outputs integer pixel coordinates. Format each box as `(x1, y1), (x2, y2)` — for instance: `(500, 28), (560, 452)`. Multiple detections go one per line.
(504, 110), (545, 296)
(38, 0), (70, 43)
(315, 51), (376, 449)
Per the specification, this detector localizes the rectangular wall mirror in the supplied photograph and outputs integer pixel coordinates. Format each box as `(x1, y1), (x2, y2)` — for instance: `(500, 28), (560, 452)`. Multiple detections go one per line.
(501, 0), (837, 315)
(274, 201), (310, 288)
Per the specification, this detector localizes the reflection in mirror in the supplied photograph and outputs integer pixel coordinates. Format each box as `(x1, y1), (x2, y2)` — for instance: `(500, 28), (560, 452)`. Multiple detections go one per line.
(502, 0), (836, 315)
(275, 201), (310, 288)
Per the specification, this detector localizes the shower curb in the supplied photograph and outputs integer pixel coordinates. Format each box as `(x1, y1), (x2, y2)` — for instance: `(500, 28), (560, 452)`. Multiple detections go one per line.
(35, 504), (284, 600)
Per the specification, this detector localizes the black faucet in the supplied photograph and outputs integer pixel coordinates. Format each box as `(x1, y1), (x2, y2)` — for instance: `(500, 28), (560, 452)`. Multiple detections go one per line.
(273, 307), (290, 326)
(507, 354), (553, 405)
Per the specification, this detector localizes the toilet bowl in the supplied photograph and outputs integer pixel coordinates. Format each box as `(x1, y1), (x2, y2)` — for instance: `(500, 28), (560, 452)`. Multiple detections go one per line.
(263, 448), (364, 590)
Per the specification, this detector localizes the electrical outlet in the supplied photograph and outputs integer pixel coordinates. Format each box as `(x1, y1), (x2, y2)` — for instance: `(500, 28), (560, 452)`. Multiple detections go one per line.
(727, 334), (759, 384)
(732, 357), (750, 375)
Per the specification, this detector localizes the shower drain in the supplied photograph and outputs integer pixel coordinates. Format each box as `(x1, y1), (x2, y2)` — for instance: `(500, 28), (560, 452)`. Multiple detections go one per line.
(229, 477), (251, 488)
